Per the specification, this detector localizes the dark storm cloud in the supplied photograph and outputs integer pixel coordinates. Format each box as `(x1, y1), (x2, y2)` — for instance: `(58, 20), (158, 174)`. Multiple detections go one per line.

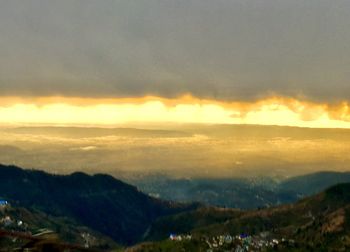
(0, 0), (349, 102)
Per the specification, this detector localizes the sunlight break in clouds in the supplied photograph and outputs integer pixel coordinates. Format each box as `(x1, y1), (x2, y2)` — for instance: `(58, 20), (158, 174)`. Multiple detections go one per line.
(1, 95), (350, 128)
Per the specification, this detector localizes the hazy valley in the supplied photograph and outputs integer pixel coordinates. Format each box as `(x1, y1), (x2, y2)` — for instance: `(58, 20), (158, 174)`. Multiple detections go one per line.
(1, 124), (350, 179)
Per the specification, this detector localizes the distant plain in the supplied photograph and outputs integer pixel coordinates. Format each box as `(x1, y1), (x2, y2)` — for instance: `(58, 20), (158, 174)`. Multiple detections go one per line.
(1, 124), (349, 179)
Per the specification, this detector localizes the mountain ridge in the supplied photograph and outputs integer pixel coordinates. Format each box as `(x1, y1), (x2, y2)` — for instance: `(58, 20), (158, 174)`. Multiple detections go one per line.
(0, 164), (199, 245)
(133, 182), (350, 251)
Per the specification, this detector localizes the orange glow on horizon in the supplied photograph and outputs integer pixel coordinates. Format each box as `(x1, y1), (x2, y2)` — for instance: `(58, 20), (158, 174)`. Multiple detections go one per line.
(0, 95), (350, 128)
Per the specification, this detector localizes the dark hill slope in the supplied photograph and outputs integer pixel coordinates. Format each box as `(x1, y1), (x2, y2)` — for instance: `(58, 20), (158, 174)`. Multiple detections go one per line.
(0, 164), (198, 245)
(0, 204), (118, 250)
(144, 183), (350, 250)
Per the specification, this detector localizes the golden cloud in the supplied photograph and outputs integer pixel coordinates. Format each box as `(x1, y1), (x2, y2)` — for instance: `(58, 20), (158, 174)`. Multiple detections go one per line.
(0, 95), (349, 128)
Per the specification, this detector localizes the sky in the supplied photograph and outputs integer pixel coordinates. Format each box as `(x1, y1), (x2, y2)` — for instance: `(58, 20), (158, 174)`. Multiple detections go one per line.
(1, 0), (350, 127)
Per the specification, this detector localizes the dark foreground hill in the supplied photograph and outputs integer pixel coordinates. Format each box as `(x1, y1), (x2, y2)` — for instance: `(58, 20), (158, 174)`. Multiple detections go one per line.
(0, 164), (198, 245)
(0, 204), (119, 250)
(134, 183), (350, 251)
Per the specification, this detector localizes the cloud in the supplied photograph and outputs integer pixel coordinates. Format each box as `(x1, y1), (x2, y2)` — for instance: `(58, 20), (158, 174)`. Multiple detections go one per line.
(0, 0), (350, 103)
(327, 102), (350, 122)
(1, 95), (350, 128)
